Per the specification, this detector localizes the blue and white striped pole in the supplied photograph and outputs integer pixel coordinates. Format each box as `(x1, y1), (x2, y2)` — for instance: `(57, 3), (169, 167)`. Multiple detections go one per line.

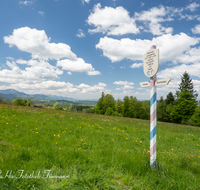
(150, 45), (157, 169)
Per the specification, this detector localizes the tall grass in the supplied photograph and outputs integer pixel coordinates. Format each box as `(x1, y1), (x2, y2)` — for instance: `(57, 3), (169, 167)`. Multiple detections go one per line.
(0, 104), (199, 189)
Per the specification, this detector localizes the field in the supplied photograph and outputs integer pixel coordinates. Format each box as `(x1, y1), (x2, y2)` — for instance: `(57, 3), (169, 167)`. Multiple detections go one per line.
(0, 104), (199, 190)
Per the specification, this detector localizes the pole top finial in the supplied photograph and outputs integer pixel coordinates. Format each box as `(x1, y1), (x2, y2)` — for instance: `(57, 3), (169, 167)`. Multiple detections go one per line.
(151, 45), (156, 49)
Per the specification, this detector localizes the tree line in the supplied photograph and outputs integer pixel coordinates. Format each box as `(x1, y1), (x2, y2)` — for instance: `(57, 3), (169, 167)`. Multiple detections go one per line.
(95, 91), (150, 120)
(95, 71), (200, 126)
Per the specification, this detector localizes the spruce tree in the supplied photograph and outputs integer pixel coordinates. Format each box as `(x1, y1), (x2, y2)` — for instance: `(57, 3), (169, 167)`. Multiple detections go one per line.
(176, 71), (198, 100)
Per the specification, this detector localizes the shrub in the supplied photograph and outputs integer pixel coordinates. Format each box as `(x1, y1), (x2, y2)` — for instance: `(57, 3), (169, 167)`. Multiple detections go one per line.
(14, 98), (26, 106)
(190, 107), (200, 127)
(83, 107), (95, 113)
(105, 107), (114, 115)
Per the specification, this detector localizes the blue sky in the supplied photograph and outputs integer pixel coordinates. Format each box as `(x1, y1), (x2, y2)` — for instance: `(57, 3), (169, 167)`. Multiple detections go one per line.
(0, 0), (200, 100)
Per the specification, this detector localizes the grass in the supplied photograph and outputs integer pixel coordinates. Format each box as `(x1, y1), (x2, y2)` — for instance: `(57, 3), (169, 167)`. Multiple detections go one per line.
(0, 104), (199, 190)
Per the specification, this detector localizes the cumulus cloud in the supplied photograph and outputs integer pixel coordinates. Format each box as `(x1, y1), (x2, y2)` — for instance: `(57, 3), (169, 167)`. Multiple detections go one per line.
(76, 29), (85, 37)
(87, 3), (139, 35)
(0, 59), (63, 85)
(56, 58), (100, 75)
(130, 63), (143, 68)
(82, 0), (90, 4)
(113, 81), (134, 90)
(4, 27), (77, 61)
(157, 63), (200, 80)
(19, 1), (34, 5)
(77, 82), (106, 93)
(192, 24), (200, 34)
(96, 33), (200, 63)
(134, 6), (173, 35)
(185, 2), (200, 12)
(38, 11), (45, 16)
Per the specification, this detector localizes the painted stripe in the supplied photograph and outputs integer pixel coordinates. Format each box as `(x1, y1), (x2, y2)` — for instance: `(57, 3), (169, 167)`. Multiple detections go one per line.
(150, 109), (157, 123)
(150, 101), (156, 114)
(150, 125), (156, 140)
(150, 142), (156, 156)
(150, 134), (156, 148)
(150, 92), (157, 105)
(150, 76), (156, 90)
(150, 118), (156, 131)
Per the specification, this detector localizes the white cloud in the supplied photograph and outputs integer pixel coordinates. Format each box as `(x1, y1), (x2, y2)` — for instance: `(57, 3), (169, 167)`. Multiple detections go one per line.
(81, 0), (90, 4)
(134, 6), (173, 35)
(185, 2), (200, 12)
(76, 29), (85, 37)
(113, 81), (134, 90)
(113, 81), (134, 85)
(87, 3), (139, 36)
(192, 24), (200, 34)
(141, 2), (145, 7)
(56, 58), (100, 75)
(76, 82), (106, 93)
(19, 1), (34, 5)
(130, 63), (143, 68)
(38, 11), (45, 16)
(67, 71), (72, 75)
(96, 33), (200, 63)
(4, 27), (77, 61)
(0, 59), (63, 84)
(157, 63), (200, 80)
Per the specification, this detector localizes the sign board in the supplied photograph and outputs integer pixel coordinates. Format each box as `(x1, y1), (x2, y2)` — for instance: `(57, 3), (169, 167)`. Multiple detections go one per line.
(140, 78), (171, 88)
(140, 81), (150, 87)
(143, 49), (159, 78)
(155, 78), (171, 86)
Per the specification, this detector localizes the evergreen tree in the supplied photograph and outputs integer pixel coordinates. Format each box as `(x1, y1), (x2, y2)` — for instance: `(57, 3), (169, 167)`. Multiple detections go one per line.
(129, 96), (137, 118)
(122, 96), (130, 117)
(95, 92), (105, 114)
(170, 89), (197, 124)
(157, 96), (167, 122)
(115, 98), (123, 114)
(102, 94), (115, 114)
(176, 71), (198, 100)
(165, 92), (175, 105)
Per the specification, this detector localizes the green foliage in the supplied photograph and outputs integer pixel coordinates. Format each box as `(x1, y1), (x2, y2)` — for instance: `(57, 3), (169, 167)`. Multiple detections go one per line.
(102, 94), (115, 113)
(14, 98), (26, 106)
(157, 97), (167, 122)
(176, 71), (198, 100)
(115, 99), (123, 114)
(53, 102), (64, 110)
(95, 97), (104, 114)
(165, 92), (175, 105)
(190, 106), (200, 126)
(26, 99), (33, 106)
(82, 107), (95, 113)
(129, 96), (137, 118)
(122, 96), (130, 117)
(105, 107), (114, 115)
(170, 89), (197, 124)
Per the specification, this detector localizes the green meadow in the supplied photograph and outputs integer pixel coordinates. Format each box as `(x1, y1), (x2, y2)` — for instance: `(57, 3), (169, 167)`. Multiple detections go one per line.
(0, 104), (199, 190)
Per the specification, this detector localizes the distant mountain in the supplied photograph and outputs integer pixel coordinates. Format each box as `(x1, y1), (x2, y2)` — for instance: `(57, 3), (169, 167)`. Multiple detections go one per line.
(0, 89), (86, 101)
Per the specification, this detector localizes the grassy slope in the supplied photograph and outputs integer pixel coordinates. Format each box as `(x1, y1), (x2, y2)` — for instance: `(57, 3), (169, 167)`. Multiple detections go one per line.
(0, 104), (199, 190)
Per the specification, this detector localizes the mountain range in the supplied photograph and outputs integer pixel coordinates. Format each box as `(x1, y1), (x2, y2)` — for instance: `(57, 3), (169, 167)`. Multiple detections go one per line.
(0, 89), (80, 101)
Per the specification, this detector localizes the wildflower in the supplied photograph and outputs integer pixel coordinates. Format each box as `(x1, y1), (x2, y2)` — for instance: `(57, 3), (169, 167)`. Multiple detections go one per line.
(54, 134), (56, 137)
(140, 141), (142, 143)
(126, 138), (128, 140)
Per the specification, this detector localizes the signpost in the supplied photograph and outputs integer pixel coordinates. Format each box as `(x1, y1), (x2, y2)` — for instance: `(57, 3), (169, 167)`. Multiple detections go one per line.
(140, 45), (171, 169)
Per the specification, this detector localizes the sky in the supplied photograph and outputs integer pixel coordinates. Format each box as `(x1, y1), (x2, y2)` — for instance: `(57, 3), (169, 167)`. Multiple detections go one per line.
(0, 0), (200, 100)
